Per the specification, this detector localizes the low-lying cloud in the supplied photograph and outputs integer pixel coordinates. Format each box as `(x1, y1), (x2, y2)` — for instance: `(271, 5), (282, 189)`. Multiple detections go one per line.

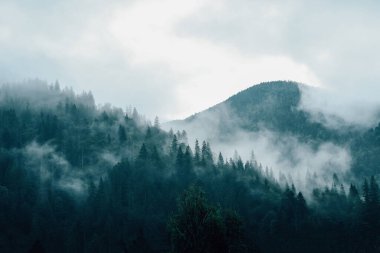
(23, 141), (119, 196)
(24, 142), (86, 194)
(166, 102), (352, 195)
(299, 85), (380, 129)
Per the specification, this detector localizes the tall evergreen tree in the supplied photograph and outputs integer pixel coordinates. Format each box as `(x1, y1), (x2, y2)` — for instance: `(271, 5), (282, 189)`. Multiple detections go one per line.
(194, 139), (201, 165)
(153, 116), (160, 129)
(137, 143), (149, 164)
(217, 152), (224, 168)
(118, 124), (127, 143)
(168, 186), (226, 253)
(170, 135), (178, 157)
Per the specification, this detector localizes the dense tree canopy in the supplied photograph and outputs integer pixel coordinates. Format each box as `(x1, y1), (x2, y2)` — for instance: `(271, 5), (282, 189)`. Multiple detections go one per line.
(0, 81), (380, 252)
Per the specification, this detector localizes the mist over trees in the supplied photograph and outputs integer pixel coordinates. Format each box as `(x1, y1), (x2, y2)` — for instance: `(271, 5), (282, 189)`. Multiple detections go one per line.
(1, 80), (380, 252)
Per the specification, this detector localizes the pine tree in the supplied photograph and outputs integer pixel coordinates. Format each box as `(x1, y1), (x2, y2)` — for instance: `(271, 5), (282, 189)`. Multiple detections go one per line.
(369, 176), (379, 208)
(168, 128), (174, 137)
(201, 141), (213, 166)
(206, 142), (213, 164)
(224, 211), (248, 253)
(151, 145), (163, 170)
(348, 183), (361, 208)
(349, 184), (359, 199)
(170, 135), (178, 157)
(118, 125), (127, 143)
(176, 146), (184, 168)
(361, 177), (380, 247)
(217, 152), (224, 168)
(168, 186), (227, 253)
(363, 179), (370, 204)
(194, 139), (201, 164)
(184, 145), (193, 165)
(296, 192), (308, 219)
(132, 107), (139, 122)
(137, 143), (149, 161)
(153, 116), (160, 129)
(145, 127), (152, 140)
(236, 158), (244, 171)
(181, 130), (188, 143)
(175, 145), (194, 186)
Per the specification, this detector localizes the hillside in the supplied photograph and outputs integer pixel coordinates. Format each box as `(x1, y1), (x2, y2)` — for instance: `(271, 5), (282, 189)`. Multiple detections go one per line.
(1, 81), (380, 252)
(0, 81), (282, 252)
(173, 81), (347, 142)
(168, 81), (380, 178)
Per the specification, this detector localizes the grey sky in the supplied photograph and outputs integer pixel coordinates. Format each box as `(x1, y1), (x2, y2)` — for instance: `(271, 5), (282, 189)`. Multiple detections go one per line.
(1, 0), (379, 123)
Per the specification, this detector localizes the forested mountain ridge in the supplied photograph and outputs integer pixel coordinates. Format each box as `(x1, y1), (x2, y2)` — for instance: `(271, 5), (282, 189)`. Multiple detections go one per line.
(1, 80), (380, 252)
(169, 81), (380, 177)
(0, 80), (279, 252)
(174, 81), (351, 142)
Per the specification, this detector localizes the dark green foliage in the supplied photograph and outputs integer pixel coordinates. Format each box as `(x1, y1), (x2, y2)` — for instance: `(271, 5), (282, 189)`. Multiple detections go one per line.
(194, 139), (201, 165)
(201, 141), (213, 166)
(170, 135), (178, 157)
(180, 81), (380, 178)
(168, 186), (251, 253)
(118, 124), (127, 143)
(138, 143), (149, 161)
(1, 81), (380, 253)
(217, 152), (224, 168)
(360, 176), (380, 250)
(168, 186), (227, 253)
(351, 121), (380, 176)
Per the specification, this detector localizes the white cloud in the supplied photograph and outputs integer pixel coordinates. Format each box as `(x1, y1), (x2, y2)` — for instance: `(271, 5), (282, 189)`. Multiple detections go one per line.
(107, 0), (319, 119)
(1, 0), (379, 123)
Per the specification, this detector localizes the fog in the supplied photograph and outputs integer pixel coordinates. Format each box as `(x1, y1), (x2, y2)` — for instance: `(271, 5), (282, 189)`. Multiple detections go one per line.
(299, 84), (380, 129)
(3, 79), (370, 196)
(24, 142), (87, 195)
(165, 94), (354, 195)
(23, 142), (123, 197)
(0, 79), (95, 111)
(0, 81), (129, 197)
(2, 1), (380, 251)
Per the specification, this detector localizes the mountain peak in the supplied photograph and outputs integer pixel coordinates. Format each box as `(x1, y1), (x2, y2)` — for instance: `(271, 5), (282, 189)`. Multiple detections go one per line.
(170, 80), (335, 142)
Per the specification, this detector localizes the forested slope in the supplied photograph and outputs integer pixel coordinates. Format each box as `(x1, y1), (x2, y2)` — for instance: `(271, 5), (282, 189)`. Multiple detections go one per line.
(0, 81), (380, 252)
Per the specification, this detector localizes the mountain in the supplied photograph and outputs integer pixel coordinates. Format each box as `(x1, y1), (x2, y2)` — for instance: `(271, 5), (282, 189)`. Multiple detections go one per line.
(171, 81), (344, 141)
(0, 80), (281, 252)
(168, 80), (380, 177)
(1, 80), (380, 252)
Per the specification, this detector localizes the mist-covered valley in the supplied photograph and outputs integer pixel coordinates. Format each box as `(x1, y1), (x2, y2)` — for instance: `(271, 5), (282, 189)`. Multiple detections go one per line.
(1, 80), (380, 253)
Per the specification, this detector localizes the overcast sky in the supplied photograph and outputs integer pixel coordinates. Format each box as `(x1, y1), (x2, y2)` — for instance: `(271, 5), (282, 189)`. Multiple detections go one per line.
(1, 0), (380, 122)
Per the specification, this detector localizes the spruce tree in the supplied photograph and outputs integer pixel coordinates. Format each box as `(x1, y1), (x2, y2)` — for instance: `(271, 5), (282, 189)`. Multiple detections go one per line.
(194, 139), (201, 164)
